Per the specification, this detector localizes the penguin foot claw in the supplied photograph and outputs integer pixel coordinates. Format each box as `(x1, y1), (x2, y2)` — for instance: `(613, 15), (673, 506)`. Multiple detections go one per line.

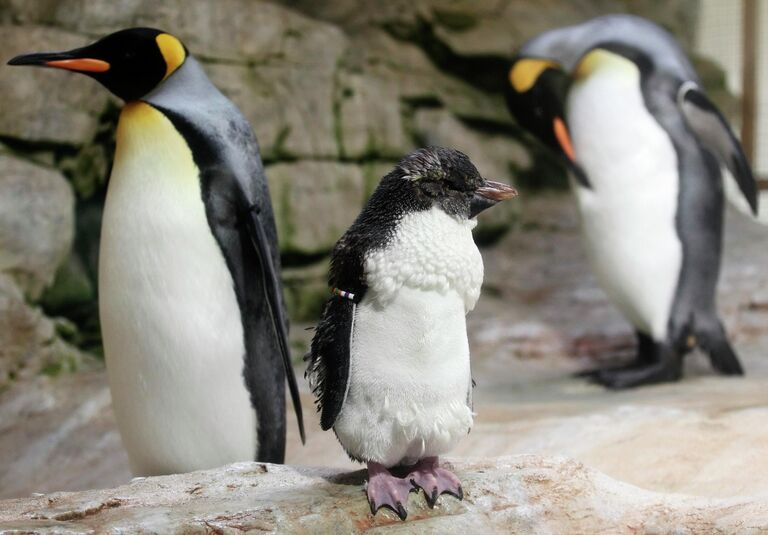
(407, 457), (463, 508)
(366, 463), (414, 521)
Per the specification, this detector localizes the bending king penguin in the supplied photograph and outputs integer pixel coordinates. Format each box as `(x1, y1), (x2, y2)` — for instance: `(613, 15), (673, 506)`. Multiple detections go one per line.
(9, 28), (304, 473)
(506, 15), (758, 388)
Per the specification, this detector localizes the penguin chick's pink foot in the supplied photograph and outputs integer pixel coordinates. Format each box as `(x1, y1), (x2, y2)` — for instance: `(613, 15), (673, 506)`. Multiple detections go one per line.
(408, 457), (463, 508)
(366, 462), (415, 520)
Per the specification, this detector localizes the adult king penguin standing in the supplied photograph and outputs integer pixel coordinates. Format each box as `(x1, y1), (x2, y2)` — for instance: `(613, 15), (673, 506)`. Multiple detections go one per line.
(9, 28), (304, 474)
(505, 15), (758, 389)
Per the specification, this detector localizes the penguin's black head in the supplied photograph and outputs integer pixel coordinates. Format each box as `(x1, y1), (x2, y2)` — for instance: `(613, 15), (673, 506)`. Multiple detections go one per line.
(397, 147), (517, 218)
(506, 56), (591, 185)
(8, 28), (188, 101)
(506, 57), (571, 158)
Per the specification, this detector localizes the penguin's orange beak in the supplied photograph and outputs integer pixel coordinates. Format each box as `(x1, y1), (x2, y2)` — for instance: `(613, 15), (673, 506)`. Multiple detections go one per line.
(470, 180), (518, 218)
(553, 116), (576, 162)
(8, 51), (110, 72)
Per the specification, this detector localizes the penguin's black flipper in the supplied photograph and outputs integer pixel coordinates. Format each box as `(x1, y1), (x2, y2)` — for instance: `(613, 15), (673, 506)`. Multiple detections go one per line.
(307, 297), (355, 430)
(246, 206), (306, 445)
(307, 229), (368, 430)
(678, 83), (758, 215)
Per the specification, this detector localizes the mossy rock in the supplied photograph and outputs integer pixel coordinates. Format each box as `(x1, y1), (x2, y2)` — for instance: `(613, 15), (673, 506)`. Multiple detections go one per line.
(282, 259), (331, 323)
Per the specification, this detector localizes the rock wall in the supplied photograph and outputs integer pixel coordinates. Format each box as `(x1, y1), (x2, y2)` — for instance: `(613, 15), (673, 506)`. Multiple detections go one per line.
(0, 0), (701, 377)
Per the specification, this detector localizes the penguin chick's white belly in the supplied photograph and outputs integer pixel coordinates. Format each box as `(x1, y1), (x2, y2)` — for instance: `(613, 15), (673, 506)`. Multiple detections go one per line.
(99, 102), (256, 475)
(567, 51), (682, 340)
(333, 207), (482, 467)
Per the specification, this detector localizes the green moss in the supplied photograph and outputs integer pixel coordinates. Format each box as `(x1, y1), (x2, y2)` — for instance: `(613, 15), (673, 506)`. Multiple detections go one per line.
(432, 8), (478, 31)
(333, 73), (347, 159)
(279, 176), (296, 254)
(284, 28), (303, 39)
(40, 351), (80, 377)
(40, 255), (94, 313)
(272, 125), (295, 162)
(60, 144), (108, 200)
(284, 281), (329, 323)
(282, 260), (330, 323)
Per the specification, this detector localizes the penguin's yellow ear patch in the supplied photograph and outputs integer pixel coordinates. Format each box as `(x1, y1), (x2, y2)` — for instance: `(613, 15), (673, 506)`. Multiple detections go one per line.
(509, 59), (559, 93)
(574, 49), (633, 79)
(156, 33), (186, 80)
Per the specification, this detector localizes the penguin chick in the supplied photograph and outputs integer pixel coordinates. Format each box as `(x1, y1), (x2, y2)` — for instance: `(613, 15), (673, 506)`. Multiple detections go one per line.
(8, 28), (304, 473)
(307, 147), (517, 520)
(505, 15), (758, 389)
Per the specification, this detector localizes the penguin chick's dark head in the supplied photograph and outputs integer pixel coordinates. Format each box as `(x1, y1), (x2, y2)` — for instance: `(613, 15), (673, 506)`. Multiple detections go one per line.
(8, 28), (187, 101)
(396, 147), (517, 218)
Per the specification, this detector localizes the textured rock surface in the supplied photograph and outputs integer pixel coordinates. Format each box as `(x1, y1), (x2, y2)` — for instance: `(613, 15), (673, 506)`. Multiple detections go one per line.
(0, 25), (109, 145)
(267, 161), (365, 256)
(0, 152), (84, 389)
(0, 371), (124, 496)
(0, 154), (74, 299)
(1, 456), (766, 534)
(0, 273), (86, 390)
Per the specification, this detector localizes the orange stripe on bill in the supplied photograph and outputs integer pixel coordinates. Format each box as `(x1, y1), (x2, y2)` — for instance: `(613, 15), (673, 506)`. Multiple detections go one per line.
(553, 116), (576, 162)
(45, 58), (110, 72)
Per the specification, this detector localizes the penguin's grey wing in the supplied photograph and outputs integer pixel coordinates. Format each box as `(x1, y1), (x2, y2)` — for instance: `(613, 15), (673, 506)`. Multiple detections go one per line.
(678, 83), (758, 214)
(245, 205), (305, 444)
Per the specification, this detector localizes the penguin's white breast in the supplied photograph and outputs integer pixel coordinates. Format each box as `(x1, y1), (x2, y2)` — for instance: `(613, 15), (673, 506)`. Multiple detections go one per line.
(332, 208), (479, 466)
(566, 50), (683, 340)
(99, 102), (256, 475)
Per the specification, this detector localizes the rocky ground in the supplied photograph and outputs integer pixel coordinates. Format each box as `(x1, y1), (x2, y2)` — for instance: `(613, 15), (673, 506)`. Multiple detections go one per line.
(2, 457), (767, 533)
(1, 193), (767, 532)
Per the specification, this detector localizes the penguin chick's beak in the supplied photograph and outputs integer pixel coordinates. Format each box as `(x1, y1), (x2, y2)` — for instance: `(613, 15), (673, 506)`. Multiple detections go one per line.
(7, 51), (110, 73)
(470, 180), (518, 218)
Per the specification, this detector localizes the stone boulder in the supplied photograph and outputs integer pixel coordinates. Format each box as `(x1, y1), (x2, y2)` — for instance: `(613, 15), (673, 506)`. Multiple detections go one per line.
(267, 161), (365, 256)
(0, 456), (765, 533)
(0, 154), (74, 299)
(337, 70), (411, 160)
(210, 62), (342, 161)
(0, 25), (109, 145)
(0, 273), (84, 389)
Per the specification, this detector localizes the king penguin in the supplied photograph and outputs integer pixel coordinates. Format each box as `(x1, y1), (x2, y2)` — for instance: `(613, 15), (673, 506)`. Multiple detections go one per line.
(8, 28), (305, 473)
(505, 15), (758, 388)
(307, 147), (517, 519)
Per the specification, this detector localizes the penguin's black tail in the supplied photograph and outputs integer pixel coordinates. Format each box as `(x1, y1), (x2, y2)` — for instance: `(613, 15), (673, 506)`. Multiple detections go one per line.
(695, 317), (745, 376)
